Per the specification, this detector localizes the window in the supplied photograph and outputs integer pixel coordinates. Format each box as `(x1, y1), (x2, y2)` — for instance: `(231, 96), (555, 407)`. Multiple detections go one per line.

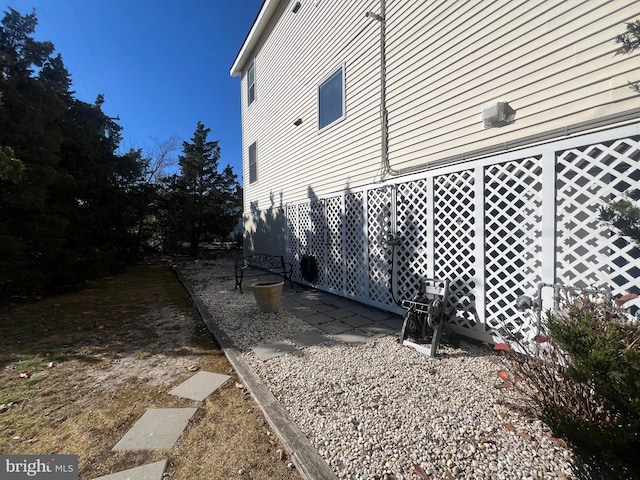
(318, 66), (344, 130)
(247, 61), (255, 106)
(248, 142), (257, 183)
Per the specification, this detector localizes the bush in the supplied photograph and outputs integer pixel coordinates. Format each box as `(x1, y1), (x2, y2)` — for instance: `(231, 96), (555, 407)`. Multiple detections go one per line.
(497, 289), (640, 479)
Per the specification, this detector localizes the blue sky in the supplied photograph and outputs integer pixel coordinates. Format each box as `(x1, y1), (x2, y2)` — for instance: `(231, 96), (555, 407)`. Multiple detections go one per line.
(5, 0), (263, 184)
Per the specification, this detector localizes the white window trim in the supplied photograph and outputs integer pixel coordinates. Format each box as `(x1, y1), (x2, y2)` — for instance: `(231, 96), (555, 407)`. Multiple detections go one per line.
(317, 64), (345, 132)
(247, 60), (256, 106)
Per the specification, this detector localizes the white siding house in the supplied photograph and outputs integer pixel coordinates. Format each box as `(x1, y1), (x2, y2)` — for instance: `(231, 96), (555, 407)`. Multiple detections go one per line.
(231, 0), (640, 343)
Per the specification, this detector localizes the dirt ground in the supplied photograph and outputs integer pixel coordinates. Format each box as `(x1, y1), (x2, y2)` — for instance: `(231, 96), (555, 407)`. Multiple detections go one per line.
(0, 260), (301, 480)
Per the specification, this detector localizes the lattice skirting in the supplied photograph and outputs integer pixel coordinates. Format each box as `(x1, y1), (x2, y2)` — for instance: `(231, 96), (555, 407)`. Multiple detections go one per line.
(283, 124), (640, 344)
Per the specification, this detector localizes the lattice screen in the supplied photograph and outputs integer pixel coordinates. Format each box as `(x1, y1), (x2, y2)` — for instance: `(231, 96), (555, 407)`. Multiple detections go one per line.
(281, 129), (640, 344)
(286, 204), (301, 279)
(556, 137), (640, 297)
(433, 170), (478, 331)
(367, 186), (393, 305)
(484, 157), (543, 341)
(309, 200), (326, 286)
(396, 179), (430, 301)
(297, 203), (311, 280)
(345, 192), (366, 297)
(325, 196), (344, 291)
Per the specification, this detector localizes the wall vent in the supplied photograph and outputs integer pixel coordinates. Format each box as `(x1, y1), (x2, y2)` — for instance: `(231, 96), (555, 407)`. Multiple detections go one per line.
(483, 102), (516, 128)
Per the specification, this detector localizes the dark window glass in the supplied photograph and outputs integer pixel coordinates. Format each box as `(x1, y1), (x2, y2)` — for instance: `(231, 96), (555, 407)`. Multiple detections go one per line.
(247, 63), (255, 105)
(249, 142), (257, 183)
(319, 67), (343, 129)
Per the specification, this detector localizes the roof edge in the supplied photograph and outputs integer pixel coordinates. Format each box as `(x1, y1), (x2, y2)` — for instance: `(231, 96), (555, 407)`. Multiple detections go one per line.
(230, 0), (283, 77)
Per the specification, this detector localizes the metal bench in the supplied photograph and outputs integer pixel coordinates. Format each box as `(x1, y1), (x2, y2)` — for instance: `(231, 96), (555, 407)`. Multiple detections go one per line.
(234, 253), (294, 293)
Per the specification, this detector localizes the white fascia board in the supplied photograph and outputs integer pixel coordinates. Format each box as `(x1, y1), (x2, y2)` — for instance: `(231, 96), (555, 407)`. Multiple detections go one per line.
(230, 0), (283, 77)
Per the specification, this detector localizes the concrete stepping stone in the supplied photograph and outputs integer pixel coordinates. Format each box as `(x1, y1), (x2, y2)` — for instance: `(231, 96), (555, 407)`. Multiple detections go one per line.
(289, 330), (330, 348)
(169, 371), (231, 401)
(359, 323), (397, 337)
(341, 315), (374, 328)
(303, 313), (333, 325)
(383, 316), (404, 331)
(112, 408), (197, 451)
(325, 308), (355, 320)
(92, 460), (167, 480)
(252, 341), (296, 361)
(360, 309), (392, 321)
(333, 330), (371, 344)
(316, 320), (352, 335)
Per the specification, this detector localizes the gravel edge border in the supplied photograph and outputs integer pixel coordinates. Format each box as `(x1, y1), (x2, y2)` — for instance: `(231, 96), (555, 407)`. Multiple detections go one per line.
(173, 266), (338, 480)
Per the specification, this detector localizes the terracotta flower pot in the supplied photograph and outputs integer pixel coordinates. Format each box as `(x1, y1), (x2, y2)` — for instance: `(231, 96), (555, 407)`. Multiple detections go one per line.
(251, 281), (284, 313)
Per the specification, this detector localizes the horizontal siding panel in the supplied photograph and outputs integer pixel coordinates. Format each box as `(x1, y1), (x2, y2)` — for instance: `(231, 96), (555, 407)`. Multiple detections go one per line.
(241, 0), (383, 206)
(237, 0), (640, 212)
(386, 0), (640, 171)
(388, 57), (637, 151)
(388, 95), (640, 171)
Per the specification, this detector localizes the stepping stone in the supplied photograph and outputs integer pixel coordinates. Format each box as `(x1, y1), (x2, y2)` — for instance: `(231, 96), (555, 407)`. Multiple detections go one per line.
(383, 316), (405, 331)
(333, 330), (370, 344)
(341, 315), (374, 328)
(325, 308), (355, 320)
(328, 298), (358, 308)
(112, 408), (197, 451)
(169, 371), (231, 401)
(316, 320), (352, 335)
(289, 306), (316, 318)
(289, 330), (330, 348)
(304, 313), (334, 325)
(92, 460), (167, 480)
(360, 309), (392, 321)
(252, 341), (296, 361)
(312, 303), (338, 313)
(359, 322), (397, 337)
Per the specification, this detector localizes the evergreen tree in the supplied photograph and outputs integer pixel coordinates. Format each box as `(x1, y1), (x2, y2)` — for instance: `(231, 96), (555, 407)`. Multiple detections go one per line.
(0, 7), (143, 297)
(163, 122), (240, 254)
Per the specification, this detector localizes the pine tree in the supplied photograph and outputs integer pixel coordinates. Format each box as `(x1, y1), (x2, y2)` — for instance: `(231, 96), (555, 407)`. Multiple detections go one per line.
(166, 122), (240, 254)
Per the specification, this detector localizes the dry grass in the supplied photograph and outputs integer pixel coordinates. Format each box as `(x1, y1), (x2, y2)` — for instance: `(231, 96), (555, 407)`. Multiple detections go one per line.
(0, 262), (300, 480)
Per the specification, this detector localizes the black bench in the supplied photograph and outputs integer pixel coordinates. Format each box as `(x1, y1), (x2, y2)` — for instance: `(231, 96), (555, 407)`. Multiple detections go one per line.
(234, 253), (294, 293)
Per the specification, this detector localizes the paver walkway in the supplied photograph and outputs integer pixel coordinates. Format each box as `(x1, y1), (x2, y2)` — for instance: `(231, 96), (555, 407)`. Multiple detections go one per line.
(251, 285), (401, 361)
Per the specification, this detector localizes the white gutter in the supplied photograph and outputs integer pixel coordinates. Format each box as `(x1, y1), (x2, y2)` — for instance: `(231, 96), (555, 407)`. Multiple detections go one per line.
(230, 0), (283, 77)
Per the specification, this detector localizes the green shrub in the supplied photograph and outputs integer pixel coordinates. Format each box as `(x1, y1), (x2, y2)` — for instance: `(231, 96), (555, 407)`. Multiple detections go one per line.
(546, 290), (640, 478)
(498, 289), (640, 479)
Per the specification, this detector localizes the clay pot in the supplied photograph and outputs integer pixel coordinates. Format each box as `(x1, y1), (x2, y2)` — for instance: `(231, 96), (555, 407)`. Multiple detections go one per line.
(251, 281), (284, 313)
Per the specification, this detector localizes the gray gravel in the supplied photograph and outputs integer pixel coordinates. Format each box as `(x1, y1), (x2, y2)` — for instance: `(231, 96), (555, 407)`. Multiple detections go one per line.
(178, 259), (577, 480)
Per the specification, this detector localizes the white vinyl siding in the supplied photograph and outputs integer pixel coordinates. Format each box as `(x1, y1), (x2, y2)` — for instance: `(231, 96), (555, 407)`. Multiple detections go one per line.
(237, 0), (640, 210)
(240, 0), (381, 209)
(385, 0), (640, 169)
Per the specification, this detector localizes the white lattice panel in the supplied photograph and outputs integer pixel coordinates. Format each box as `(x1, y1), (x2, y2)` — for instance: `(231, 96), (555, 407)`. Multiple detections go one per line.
(367, 187), (393, 305)
(556, 137), (640, 298)
(309, 200), (326, 286)
(279, 126), (640, 346)
(298, 203), (311, 281)
(345, 192), (366, 297)
(484, 157), (543, 341)
(433, 171), (477, 330)
(286, 204), (301, 280)
(325, 196), (344, 291)
(396, 179), (430, 300)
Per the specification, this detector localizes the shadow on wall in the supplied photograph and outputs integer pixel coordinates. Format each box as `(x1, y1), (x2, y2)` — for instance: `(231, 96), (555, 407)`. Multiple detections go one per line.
(245, 192), (286, 256)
